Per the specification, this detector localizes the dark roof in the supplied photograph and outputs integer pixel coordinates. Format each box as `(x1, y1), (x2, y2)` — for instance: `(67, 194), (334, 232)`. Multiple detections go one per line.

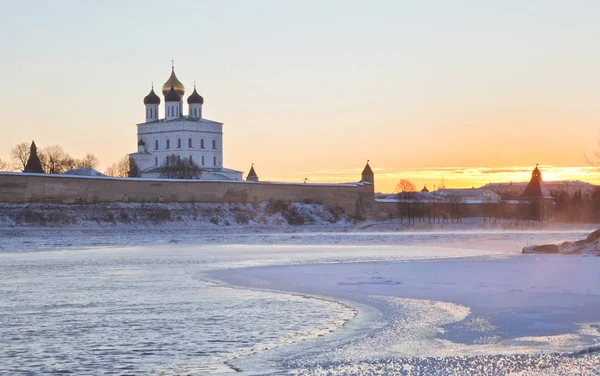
(362, 162), (373, 176)
(521, 166), (552, 199)
(138, 139), (145, 146)
(187, 88), (204, 104)
(24, 141), (44, 173)
(421, 185), (429, 192)
(143, 88), (161, 105)
(164, 85), (181, 102)
(246, 165), (259, 181)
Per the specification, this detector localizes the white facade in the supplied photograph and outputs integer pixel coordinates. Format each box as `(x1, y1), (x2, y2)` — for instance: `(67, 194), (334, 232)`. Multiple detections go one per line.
(130, 68), (243, 181)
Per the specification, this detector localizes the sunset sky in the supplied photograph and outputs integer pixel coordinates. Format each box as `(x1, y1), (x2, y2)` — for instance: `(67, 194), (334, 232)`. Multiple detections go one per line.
(1, 1), (599, 192)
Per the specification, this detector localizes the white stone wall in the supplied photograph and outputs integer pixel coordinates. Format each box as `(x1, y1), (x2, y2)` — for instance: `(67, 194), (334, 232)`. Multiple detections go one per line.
(131, 119), (223, 173)
(189, 103), (202, 118)
(145, 104), (159, 122)
(165, 101), (181, 120)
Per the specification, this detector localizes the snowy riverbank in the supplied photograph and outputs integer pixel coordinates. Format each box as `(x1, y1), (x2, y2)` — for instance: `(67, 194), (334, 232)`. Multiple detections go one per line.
(1, 202), (598, 253)
(211, 240), (600, 375)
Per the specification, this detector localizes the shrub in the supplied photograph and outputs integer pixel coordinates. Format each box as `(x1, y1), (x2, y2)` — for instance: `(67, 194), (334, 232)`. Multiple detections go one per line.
(285, 206), (305, 225)
(234, 211), (250, 225)
(265, 200), (290, 215)
(105, 212), (116, 224)
(327, 207), (344, 223)
(147, 209), (171, 222)
(19, 209), (46, 225)
(47, 212), (72, 225)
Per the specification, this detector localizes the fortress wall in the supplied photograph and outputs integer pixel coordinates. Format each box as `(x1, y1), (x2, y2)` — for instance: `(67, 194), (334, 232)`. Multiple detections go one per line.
(0, 173), (374, 218)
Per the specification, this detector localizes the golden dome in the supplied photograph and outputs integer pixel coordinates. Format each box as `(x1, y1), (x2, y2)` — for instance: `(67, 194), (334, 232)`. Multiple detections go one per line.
(161, 67), (185, 97)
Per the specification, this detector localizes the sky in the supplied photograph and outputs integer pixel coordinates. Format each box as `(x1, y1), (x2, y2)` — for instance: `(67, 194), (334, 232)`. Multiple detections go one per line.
(0, 0), (599, 192)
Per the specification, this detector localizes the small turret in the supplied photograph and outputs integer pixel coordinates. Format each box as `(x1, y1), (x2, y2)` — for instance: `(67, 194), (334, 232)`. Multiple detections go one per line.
(164, 85), (181, 120)
(24, 141), (44, 173)
(143, 85), (160, 122)
(361, 160), (374, 184)
(187, 83), (204, 118)
(246, 164), (259, 182)
(521, 164), (551, 199)
(137, 139), (146, 153)
(421, 185), (429, 193)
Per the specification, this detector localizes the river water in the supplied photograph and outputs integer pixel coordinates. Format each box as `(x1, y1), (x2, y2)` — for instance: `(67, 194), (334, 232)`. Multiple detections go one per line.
(0, 231), (596, 375)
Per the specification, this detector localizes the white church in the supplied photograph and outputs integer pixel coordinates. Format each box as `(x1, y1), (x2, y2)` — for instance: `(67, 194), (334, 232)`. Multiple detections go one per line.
(129, 64), (244, 180)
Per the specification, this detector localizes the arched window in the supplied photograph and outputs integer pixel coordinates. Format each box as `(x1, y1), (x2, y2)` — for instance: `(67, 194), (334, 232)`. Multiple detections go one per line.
(154, 140), (158, 150)
(212, 140), (216, 149)
(166, 139), (170, 149)
(213, 156), (216, 166)
(200, 139), (205, 149)
(189, 155), (193, 163)
(177, 138), (181, 149)
(201, 156), (205, 165)
(188, 138), (192, 148)
(155, 157), (158, 166)
(194, 108), (197, 117)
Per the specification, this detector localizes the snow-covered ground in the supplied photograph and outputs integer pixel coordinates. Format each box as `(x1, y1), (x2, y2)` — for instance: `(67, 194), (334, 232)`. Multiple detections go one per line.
(207, 232), (600, 375)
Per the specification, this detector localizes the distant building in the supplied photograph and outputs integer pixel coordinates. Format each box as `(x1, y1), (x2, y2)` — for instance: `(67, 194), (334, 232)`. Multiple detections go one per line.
(63, 168), (106, 177)
(434, 188), (501, 203)
(23, 141), (44, 174)
(421, 185), (429, 193)
(129, 64), (243, 181)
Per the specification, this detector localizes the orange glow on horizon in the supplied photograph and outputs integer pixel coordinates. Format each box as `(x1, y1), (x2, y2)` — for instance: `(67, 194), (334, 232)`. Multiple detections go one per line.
(262, 165), (600, 193)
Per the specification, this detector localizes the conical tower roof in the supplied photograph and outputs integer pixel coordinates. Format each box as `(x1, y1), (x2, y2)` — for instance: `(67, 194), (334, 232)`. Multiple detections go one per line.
(24, 141), (44, 173)
(521, 165), (551, 199)
(246, 164), (259, 181)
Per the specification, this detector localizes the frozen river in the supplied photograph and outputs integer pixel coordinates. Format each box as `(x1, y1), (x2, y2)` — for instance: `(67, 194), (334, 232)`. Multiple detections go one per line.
(1, 230), (600, 375)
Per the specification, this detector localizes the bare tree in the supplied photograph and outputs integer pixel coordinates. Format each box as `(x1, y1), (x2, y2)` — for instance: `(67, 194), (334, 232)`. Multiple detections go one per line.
(585, 136), (600, 167)
(394, 179), (416, 194)
(10, 142), (30, 172)
(159, 154), (202, 179)
(128, 157), (140, 178)
(0, 158), (8, 171)
(40, 145), (74, 174)
(75, 153), (99, 169)
(105, 155), (130, 177)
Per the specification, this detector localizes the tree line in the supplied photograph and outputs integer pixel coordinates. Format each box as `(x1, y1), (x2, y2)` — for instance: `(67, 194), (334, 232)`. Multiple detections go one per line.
(1, 141), (132, 177)
(1, 142), (203, 180)
(8, 142), (99, 174)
